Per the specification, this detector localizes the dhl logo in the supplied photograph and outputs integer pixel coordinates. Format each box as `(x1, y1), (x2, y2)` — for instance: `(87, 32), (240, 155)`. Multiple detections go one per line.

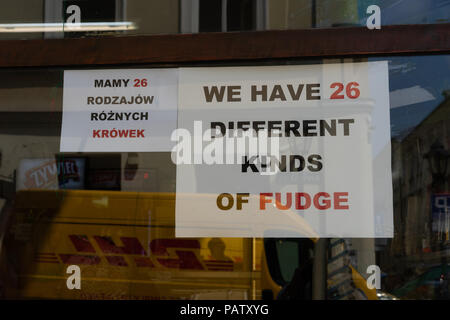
(34, 235), (234, 271)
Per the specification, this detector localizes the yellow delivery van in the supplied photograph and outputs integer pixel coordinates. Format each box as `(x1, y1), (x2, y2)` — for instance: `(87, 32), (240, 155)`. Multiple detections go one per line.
(0, 189), (377, 300)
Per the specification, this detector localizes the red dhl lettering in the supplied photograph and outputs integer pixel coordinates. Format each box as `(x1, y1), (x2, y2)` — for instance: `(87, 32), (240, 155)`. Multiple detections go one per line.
(34, 235), (234, 271)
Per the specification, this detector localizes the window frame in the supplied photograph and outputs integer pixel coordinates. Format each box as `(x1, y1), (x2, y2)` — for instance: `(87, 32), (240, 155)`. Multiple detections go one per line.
(0, 23), (448, 68)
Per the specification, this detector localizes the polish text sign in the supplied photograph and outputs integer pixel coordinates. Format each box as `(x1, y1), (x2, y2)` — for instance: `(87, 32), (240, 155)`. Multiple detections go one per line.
(60, 69), (178, 152)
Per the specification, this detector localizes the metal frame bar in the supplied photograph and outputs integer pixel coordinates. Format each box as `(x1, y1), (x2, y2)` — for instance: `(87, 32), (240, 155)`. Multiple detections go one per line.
(0, 23), (448, 68)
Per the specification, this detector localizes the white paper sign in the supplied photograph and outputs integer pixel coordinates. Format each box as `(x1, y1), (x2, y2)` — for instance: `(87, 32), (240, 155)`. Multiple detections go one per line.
(60, 69), (178, 152)
(175, 62), (393, 238)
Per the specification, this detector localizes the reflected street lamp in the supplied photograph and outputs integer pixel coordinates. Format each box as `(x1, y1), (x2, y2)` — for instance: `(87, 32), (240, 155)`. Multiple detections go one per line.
(424, 139), (449, 299)
(424, 140), (449, 192)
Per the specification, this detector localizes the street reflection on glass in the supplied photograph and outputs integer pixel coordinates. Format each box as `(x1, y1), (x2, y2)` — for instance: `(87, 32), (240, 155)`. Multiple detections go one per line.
(0, 55), (449, 299)
(0, 1), (448, 40)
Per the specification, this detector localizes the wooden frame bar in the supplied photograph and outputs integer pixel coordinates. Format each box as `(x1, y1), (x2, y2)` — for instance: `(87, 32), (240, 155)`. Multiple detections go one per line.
(0, 24), (448, 68)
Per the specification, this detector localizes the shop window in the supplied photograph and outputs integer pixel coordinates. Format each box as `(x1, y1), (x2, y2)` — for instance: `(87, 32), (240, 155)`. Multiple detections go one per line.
(182, 0), (265, 33)
(44, 0), (126, 38)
